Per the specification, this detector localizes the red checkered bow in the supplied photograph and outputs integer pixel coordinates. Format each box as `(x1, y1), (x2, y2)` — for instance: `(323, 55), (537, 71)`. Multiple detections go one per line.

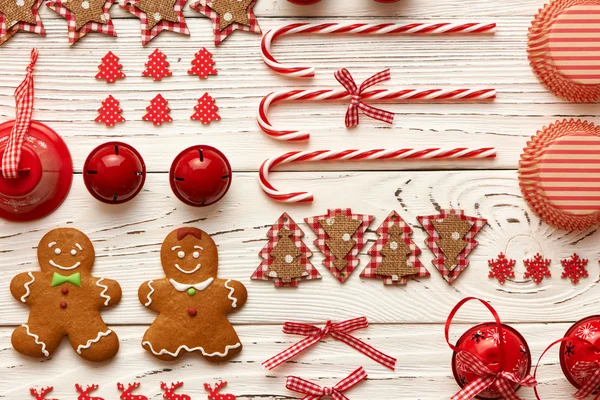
(572, 361), (600, 400)
(452, 351), (537, 400)
(334, 68), (394, 128)
(2, 48), (38, 179)
(262, 317), (396, 371)
(286, 367), (368, 400)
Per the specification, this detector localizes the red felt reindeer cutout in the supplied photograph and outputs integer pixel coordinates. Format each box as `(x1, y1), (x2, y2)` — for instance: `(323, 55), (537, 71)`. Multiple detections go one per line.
(75, 384), (103, 400)
(117, 383), (148, 400)
(30, 387), (57, 400)
(161, 382), (190, 400)
(204, 382), (236, 400)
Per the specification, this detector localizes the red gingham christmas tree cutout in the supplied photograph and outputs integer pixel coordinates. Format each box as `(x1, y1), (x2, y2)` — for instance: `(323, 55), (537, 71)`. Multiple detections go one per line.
(488, 253), (516, 284)
(95, 95), (125, 127)
(361, 211), (429, 286)
(30, 387), (55, 400)
(75, 384), (103, 400)
(252, 212), (321, 288)
(142, 49), (172, 81)
(305, 208), (373, 284)
(143, 94), (172, 126)
(562, 253), (588, 284)
(96, 51), (125, 83)
(188, 48), (217, 79)
(191, 93), (220, 125)
(417, 209), (487, 284)
(523, 253), (551, 285)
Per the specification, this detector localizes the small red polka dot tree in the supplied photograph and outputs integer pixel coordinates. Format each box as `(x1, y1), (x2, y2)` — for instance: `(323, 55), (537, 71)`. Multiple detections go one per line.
(95, 95), (125, 127)
(143, 94), (172, 126)
(96, 51), (126, 83)
(188, 48), (217, 79)
(191, 93), (221, 125)
(142, 49), (172, 81)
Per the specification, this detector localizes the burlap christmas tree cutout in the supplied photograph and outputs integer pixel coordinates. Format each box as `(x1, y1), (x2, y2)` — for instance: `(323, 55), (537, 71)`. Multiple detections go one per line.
(319, 214), (362, 272)
(374, 225), (416, 278)
(431, 213), (473, 271)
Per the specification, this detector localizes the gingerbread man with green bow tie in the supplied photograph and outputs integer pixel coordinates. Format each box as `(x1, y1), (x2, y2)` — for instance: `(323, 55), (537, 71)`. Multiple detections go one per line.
(10, 228), (122, 362)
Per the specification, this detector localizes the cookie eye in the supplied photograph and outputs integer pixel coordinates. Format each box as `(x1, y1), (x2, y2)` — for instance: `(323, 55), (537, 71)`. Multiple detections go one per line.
(71, 249), (77, 256)
(54, 248), (61, 255)
(178, 251), (185, 259)
(193, 251), (200, 259)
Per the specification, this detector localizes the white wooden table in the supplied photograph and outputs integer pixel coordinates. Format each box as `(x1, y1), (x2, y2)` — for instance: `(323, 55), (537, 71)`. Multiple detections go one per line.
(0, 0), (595, 398)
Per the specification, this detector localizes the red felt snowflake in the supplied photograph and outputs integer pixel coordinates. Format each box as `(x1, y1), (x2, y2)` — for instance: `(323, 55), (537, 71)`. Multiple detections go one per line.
(191, 93), (220, 124)
(523, 253), (551, 285)
(561, 253), (589, 284)
(488, 253), (516, 284)
(95, 95), (125, 127)
(143, 94), (172, 126)
(188, 48), (217, 79)
(142, 49), (172, 81)
(96, 51), (125, 83)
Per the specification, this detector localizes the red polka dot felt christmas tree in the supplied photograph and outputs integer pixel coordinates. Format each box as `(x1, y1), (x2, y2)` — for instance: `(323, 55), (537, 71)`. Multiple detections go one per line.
(143, 94), (172, 126)
(96, 51), (126, 83)
(142, 49), (172, 81)
(95, 95), (125, 127)
(191, 93), (221, 124)
(188, 48), (217, 79)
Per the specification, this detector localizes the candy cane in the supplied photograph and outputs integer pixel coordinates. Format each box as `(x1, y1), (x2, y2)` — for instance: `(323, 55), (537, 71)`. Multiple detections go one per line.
(262, 22), (497, 78)
(258, 88), (497, 141)
(259, 148), (497, 202)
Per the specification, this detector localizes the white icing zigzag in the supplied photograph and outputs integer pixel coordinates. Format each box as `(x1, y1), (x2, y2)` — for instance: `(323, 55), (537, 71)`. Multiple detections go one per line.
(76, 330), (113, 354)
(142, 341), (241, 358)
(22, 324), (49, 357)
(96, 278), (110, 306)
(224, 279), (237, 308)
(145, 280), (155, 306)
(20, 272), (35, 303)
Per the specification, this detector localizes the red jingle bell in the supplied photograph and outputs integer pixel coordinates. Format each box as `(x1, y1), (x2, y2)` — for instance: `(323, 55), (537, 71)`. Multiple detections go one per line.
(560, 316), (600, 394)
(169, 145), (232, 207)
(83, 142), (146, 204)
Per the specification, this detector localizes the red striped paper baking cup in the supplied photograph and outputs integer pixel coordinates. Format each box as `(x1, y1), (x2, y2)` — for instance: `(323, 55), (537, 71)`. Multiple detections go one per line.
(528, 0), (600, 102)
(519, 119), (600, 231)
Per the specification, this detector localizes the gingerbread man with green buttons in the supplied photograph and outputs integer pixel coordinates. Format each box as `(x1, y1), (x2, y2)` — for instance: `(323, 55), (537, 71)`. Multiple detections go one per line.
(138, 227), (247, 362)
(10, 228), (122, 361)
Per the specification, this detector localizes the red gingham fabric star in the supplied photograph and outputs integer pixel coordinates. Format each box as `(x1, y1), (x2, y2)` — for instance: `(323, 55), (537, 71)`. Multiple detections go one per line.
(0, 0), (45, 46)
(286, 367), (368, 400)
(305, 208), (374, 284)
(190, 0), (261, 46)
(360, 211), (429, 286)
(251, 212), (321, 287)
(121, 0), (189, 45)
(417, 209), (487, 284)
(46, 0), (117, 45)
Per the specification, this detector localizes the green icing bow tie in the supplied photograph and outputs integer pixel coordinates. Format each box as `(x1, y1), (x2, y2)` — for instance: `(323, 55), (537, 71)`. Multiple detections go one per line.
(51, 272), (81, 287)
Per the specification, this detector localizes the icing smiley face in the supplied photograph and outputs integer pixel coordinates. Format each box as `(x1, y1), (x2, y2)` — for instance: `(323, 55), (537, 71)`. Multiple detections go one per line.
(160, 228), (218, 283)
(37, 228), (95, 273)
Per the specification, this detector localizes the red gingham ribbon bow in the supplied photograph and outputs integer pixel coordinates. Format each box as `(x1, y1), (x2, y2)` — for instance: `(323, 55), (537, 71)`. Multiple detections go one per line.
(452, 351), (537, 400)
(572, 361), (600, 400)
(2, 48), (39, 180)
(334, 68), (395, 128)
(286, 367), (368, 400)
(262, 317), (396, 370)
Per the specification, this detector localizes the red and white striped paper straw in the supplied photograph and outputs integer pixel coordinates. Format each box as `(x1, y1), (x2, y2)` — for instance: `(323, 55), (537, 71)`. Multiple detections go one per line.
(262, 22), (497, 78)
(258, 88), (497, 141)
(259, 148), (497, 202)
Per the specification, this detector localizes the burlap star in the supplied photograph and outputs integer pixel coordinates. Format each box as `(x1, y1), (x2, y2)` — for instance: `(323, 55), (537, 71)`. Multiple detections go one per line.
(133, 0), (178, 30)
(210, 0), (252, 30)
(121, 0), (189, 45)
(62, 0), (106, 30)
(0, 0), (36, 29)
(46, 0), (116, 45)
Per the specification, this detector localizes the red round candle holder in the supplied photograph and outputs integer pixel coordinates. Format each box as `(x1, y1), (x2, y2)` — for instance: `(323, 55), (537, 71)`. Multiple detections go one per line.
(169, 145), (232, 207)
(0, 120), (73, 222)
(83, 142), (146, 204)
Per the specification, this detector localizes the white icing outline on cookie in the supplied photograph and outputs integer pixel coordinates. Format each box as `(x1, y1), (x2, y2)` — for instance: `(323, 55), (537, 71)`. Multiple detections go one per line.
(145, 280), (155, 306)
(174, 263), (201, 274)
(76, 329), (113, 354)
(22, 324), (49, 357)
(20, 272), (35, 303)
(49, 260), (81, 271)
(96, 278), (110, 306)
(142, 341), (241, 358)
(169, 277), (214, 292)
(224, 279), (237, 309)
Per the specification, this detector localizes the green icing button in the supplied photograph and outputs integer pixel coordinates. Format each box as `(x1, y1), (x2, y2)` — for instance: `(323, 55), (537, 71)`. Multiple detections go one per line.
(187, 288), (196, 296)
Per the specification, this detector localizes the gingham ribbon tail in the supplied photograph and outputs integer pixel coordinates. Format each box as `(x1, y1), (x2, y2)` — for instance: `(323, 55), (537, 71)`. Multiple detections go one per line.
(334, 68), (394, 128)
(572, 361), (600, 400)
(286, 367), (368, 400)
(262, 317), (396, 370)
(452, 351), (537, 400)
(2, 48), (39, 179)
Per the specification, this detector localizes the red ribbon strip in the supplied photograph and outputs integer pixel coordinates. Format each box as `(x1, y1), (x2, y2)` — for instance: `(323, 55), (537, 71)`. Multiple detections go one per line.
(572, 361), (600, 400)
(2, 48), (39, 180)
(262, 317), (396, 370)
(451, 351), (537, 400)
(334, 68), (395, 128)
(286, 367), (368, 400)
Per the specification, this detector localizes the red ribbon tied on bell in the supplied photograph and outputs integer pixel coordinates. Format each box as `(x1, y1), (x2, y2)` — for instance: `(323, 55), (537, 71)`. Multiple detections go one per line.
(286, 367), (368, 400)
(452, 351), (537, 400)
(2, 48), (39, 180)
(571, 361), (600, 400)
(262, 317), (396, 371)
(334, 68), (395, 128)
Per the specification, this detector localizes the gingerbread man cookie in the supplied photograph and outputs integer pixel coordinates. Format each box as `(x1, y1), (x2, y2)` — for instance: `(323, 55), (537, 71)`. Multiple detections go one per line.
(139, 228), (247, 362)
(10, 228), (122, 362)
